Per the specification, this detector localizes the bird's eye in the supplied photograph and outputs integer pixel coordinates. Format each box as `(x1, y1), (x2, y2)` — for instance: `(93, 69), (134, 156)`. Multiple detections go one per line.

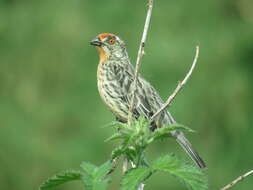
(108, 38), (116, 45)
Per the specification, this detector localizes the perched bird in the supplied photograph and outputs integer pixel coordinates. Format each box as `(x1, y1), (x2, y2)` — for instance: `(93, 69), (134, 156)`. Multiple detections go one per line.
(90, 33), (206, 169)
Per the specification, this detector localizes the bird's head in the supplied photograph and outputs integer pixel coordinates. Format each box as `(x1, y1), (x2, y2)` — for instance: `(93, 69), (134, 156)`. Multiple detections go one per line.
(90, 33), (128, 62)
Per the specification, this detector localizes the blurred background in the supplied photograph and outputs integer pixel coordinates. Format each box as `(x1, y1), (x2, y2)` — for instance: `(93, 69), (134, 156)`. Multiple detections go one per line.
(1, 0), (253, 189)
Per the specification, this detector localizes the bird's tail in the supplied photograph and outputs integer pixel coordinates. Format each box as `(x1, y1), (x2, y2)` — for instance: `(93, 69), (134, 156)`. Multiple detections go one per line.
(176, 132), (206, 169)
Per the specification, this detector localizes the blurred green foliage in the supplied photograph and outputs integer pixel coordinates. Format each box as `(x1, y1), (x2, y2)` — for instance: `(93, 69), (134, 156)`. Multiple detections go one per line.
(0, 0), (253, 189)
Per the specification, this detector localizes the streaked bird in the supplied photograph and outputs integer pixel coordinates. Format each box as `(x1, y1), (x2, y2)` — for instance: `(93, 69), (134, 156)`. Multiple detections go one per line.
(90, 33), (206, 168)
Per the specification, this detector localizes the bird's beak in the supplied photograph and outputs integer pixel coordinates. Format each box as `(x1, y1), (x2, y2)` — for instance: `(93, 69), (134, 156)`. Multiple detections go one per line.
(90, 37), (102, 46)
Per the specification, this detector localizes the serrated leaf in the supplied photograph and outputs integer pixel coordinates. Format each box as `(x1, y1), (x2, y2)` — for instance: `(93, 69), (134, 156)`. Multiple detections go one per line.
(39, 170), (82, 190)
(152, 154), (208, 190)
(81, 173), (93, 190)
(111, 146), (126, 159)
(111, 146), (137, 161)
(113, 122), (133, 131)
(94, 161), (112, 179)
(165, 124), (195, 133)
(101, 121), (121, 128)
(94, 178), (111, 190)
(150, 132), (171, 142)
(80, 162), (97, 176)
(122, 148), (138, 163)
(121, 168), (152, 190)
(81, 172), (111, 190)
(105, 132), (126, 142)
(80, 161), (112, 190)
(150, 124), (195, 143)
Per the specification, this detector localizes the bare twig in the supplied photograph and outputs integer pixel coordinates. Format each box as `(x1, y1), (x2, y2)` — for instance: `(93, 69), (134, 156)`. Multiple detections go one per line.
(150, 46), (199, 122)
(106, 158), (119, 176)
(220, 170), (253, 190)
(126, 1), (154, 189)
(128, 0), (154, 124)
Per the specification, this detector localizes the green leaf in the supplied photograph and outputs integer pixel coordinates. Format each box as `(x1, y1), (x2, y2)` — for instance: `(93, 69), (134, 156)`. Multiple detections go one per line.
(165, 124), (195, 133)
(81, 173), (111, 190)
(149, 124), (195, 143)
(39, 170), (82, 190)
(105, 132), (126, 142)
(94, 161), (112, 179)
(111, 146), (126, 159)
(80, 161), (112, 190)
(148, 126), (172, 143)
(80, 162), (97, 176)
(121, 168), (152, 190)
(101, 121), (121, 128)
(152, 154), (208, 190)
(111, 146), (137, 162)
(113, 122), (133, 131)
(81, 173), (93, 190)
(94, 178), (111, 190)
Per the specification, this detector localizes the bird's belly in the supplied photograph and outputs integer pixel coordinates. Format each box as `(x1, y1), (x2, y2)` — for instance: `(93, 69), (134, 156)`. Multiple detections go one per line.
(97, 79), (128, 122)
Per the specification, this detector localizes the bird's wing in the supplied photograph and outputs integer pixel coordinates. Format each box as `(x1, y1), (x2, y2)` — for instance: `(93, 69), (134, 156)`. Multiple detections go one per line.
(124, 62), (175, 125)
(109, 60), (174, 124)
(138, 76), (176, 125)
(116, 61), (163, 119)
(106, 60), (151, 119)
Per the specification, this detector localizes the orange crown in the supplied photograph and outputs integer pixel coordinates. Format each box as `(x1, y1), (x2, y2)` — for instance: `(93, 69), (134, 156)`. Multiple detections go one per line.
(98, 33), (115, 40)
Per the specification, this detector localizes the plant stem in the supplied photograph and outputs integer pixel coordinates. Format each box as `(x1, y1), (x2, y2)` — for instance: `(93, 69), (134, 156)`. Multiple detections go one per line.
(221, 170), (253, 190)
(136, 148), (144, 167)
(128, 0), (154, 124)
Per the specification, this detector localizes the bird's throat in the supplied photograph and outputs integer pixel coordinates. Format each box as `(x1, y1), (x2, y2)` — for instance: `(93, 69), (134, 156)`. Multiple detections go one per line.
(96, 47), (108, 62)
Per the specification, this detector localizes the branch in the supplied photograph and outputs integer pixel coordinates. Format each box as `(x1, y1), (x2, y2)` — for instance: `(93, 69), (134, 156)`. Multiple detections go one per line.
(150, 46), (199, 122)
(106, 158), (119, 176)
(122, 158), (128, 173)
(126, 1), (154, 189)
(220, 170), (253, 190)
(128, 0), (154, 124)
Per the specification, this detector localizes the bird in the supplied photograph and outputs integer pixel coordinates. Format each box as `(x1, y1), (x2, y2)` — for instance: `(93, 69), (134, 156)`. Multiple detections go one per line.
(90, 33), (206, 169)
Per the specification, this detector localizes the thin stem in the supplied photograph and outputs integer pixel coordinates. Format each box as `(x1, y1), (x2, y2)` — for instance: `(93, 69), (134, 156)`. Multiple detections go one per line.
(122, 158), (128, 173)
(128, 0), (154, 124)
(106, 158), (119, 176)
(221, 170), (253, 190)
(150, 46), (199, 122)
(136, 148), (144, 168)
(126, 2), (154, 190)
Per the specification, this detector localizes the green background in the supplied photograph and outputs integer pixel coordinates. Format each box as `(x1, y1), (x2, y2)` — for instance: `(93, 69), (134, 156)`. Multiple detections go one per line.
(1, 0), (253, 189)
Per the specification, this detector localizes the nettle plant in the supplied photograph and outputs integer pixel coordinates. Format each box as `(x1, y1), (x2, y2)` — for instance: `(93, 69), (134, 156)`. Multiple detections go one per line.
(39, 117), (208, 190)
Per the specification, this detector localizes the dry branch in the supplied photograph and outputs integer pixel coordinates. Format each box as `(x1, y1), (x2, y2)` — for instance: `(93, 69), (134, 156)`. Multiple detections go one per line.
(220, 170), (253, 190)
(126, 2), (154, 190)
(128, 0), (154, 124)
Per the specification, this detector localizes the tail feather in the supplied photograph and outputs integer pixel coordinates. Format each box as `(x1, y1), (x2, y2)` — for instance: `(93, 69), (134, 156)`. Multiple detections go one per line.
(176, 133), (206, 169)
